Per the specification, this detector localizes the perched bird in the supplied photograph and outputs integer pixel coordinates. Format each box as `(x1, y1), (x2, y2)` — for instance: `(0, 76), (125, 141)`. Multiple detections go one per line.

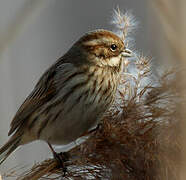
(0, 29), (132, 165)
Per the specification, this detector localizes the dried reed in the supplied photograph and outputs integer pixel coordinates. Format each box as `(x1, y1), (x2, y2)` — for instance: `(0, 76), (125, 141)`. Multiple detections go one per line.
(151, 1), (186, 179)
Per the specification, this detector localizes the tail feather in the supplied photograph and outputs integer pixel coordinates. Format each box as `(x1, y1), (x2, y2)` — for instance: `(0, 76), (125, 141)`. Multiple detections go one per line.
(0, 135), (21, 164)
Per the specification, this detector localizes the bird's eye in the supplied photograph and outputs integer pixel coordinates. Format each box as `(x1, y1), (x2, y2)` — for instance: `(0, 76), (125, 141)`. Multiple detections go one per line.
(110, 44), (117, 51)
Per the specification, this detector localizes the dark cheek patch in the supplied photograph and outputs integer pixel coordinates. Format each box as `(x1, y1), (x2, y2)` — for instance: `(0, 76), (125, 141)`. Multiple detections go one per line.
(87, 45), (108, 58)
(83, 44), (120, 59)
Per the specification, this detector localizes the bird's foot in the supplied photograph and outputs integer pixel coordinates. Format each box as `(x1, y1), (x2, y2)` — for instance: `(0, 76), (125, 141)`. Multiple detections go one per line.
(47, 142), (69, 176)
(53, 151), (70, 176)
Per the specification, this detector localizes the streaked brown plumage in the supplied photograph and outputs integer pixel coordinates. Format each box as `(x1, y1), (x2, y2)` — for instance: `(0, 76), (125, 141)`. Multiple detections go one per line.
(0, 29), (132, 164)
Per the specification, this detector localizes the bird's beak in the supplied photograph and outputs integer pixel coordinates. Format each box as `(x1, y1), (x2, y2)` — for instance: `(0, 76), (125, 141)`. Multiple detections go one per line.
(121, 48), (133, 57)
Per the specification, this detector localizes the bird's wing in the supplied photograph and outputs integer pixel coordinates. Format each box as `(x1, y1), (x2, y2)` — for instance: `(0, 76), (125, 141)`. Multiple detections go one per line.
(8, 62), (59, 136)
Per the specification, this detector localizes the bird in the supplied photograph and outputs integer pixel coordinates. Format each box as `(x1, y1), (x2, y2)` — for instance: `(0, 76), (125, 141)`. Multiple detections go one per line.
(0, 29), (132, 166)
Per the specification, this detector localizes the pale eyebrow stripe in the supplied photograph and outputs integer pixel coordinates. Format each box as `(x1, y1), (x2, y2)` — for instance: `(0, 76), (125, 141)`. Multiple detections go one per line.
(83, 37), (114, 46)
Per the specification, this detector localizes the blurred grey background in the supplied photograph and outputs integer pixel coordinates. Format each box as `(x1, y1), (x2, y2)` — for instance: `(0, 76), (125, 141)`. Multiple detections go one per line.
(0, 0), (160, 178)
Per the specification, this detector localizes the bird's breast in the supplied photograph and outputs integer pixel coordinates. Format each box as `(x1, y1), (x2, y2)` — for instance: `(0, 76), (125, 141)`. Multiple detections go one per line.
(38, 64), (120, 144)
(58, 65), (119, 118)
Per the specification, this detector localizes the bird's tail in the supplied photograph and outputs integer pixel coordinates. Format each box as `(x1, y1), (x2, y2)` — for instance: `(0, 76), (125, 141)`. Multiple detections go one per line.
(0, 135), (21, 164)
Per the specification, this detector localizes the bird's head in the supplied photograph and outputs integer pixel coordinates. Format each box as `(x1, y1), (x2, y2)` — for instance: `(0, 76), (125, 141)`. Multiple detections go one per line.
(74, 29), (132, 68)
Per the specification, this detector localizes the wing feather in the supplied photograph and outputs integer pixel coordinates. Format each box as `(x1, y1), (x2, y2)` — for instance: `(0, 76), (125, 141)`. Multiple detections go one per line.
(8, 63), (58, 136)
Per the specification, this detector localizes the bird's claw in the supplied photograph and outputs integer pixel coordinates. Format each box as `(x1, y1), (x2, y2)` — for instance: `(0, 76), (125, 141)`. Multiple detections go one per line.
(53, 152), (69, 176)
